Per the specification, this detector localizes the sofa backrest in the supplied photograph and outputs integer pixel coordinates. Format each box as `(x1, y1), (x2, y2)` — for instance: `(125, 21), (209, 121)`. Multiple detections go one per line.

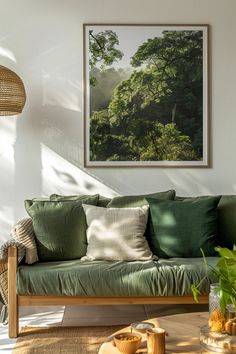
(101, 194), (236, 249)
(217, 195), (236, 249)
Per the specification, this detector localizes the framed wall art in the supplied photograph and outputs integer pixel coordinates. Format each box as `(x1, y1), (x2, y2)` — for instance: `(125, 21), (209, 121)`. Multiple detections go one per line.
(83, 24), (209, 167)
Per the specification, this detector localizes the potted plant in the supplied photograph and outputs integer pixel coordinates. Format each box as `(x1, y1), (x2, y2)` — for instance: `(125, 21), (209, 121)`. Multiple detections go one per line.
(191, 246), (236, 334)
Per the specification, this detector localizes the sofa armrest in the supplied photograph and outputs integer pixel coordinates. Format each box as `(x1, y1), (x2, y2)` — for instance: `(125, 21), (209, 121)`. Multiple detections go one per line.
(8, 246), (18, 337)
(0, 243), (22, 328)
(0, 242), (22, 312)
(8, 245), (17, 272)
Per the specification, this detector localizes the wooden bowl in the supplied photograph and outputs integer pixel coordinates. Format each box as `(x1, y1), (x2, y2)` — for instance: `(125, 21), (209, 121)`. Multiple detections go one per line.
(114, 332), (142, 354)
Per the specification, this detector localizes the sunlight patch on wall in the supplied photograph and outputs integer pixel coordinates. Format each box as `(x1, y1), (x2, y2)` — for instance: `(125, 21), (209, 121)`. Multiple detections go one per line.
(0, 46), (16, 62)
(0, 205), (13, 243)
(166, 170), (212, 196)
(0, 120), (16, 186)
(41, 144), (118, 197)
(0, 120), (16, 242)
(0, 119), (16, 150)
(42, 70), (82, 112)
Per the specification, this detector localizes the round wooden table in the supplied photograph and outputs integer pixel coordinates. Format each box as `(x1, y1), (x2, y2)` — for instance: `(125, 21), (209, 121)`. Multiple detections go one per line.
(99, 312), (213, 354)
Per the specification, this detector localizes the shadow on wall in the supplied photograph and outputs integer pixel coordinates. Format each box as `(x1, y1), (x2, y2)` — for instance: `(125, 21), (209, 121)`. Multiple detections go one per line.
(38, 51), (120, 196)
(14, 94), (42, 220)
(13, 101), (119, 218)
(0, 103), (118, 243)
(41, 143), (120, 197)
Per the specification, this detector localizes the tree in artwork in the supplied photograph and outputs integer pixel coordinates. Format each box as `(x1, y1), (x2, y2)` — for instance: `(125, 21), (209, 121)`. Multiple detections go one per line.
(88, 28), (204, 162)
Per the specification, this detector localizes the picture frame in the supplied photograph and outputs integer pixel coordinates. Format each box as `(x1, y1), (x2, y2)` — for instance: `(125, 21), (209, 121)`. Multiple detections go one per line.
(83, 24), (209, 167)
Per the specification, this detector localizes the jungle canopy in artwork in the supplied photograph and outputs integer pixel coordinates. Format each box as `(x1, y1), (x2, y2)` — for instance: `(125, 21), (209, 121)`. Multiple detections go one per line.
(84, 25), (207, 165)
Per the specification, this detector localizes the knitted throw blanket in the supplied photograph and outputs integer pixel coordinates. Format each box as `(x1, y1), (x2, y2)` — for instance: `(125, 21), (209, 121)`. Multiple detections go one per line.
(0, 218), (38, 323)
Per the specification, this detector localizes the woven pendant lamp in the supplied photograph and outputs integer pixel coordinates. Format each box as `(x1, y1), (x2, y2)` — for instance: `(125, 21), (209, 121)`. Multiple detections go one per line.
(0, 65), (26, 116)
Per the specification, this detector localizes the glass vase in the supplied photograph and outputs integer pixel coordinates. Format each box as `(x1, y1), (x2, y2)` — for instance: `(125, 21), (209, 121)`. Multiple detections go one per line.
(208, 283), (225, 332)
(209, 283), (221, 314)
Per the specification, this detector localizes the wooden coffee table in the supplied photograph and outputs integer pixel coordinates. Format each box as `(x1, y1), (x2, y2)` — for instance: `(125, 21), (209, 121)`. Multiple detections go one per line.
(99, 312), (213, 354)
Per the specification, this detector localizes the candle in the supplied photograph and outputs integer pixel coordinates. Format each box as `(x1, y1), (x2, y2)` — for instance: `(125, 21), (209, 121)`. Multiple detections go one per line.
(147, 328), (166, 354)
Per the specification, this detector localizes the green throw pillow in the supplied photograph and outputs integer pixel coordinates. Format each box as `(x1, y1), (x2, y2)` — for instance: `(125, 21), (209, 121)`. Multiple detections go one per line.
(25, 195), (99, 261)
(146, 196), (221, 258)
(107, 190), (175, 208)
(175, 194), (236, 248)
(50, 193), (111, 208)
(97, 195), (112, 207)
(217, 195), (236, 248)
(50, 193), (96, 202)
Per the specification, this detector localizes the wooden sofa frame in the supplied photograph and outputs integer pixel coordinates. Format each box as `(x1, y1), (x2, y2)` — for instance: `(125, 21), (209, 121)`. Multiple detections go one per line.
(8, 246), (208, 338)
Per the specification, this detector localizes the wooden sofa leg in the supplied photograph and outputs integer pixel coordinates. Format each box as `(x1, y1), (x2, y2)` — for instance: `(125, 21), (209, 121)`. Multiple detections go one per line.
(8, 246), (18, 338)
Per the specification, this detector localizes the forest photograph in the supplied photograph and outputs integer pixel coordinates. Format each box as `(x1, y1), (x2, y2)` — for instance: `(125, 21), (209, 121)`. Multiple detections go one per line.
(84, 25), (208, 166)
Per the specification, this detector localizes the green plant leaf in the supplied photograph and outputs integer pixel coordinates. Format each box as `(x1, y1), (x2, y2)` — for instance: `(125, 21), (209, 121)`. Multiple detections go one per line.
(215, 247), (236, 260)
(219, 287), (232, 311)
(191, 285), (201, 303)
(192, 246), (236, 310)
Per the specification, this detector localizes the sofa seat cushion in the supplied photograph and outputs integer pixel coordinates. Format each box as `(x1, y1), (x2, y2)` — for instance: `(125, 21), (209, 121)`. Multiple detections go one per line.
(17, 257), (218, 297)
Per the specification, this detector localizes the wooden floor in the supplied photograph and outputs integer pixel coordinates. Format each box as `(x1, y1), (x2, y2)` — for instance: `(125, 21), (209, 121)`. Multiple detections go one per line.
(0, 303), (208, 353)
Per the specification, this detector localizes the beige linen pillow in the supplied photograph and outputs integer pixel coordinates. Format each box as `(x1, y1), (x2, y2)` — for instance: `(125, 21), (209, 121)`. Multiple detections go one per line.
(82, 204), (156, 261)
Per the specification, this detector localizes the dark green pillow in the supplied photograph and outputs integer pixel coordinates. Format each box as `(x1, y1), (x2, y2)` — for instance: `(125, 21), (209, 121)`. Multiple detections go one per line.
(25, 195), (99, 261)
(146, 196), (221, 258)
(217, 195), (236, 248)
(176, 194), (236, 248)
(107, 190), (175, 208)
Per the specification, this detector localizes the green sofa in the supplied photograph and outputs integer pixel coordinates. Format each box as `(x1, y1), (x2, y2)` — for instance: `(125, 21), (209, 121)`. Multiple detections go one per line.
(6, 194), (236, 338)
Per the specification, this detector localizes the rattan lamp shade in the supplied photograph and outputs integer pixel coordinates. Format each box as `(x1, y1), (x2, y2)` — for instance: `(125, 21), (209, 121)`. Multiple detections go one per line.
(0, 65), (26, 116)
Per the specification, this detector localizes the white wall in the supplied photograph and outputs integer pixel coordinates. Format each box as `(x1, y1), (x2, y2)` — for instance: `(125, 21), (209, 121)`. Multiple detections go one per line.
(0, 0), (236, 242)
